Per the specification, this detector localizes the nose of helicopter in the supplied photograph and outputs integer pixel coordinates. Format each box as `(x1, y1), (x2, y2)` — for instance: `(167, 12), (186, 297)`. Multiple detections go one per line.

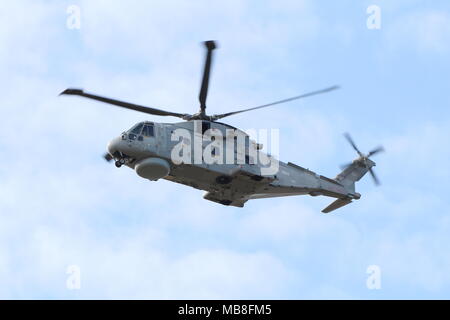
(107, 136), (123, 156)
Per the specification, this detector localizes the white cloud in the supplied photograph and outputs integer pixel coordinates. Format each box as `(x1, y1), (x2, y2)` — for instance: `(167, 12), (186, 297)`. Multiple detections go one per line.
(382, 120), (450, 180)
(372, 227), (450, 293)
(387, 10), (450, 54)
(1, 222), (291, 299)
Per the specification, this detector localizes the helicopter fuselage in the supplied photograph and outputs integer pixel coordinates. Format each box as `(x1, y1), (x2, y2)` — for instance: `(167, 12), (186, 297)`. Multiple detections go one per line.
(107, 120), (359, 208)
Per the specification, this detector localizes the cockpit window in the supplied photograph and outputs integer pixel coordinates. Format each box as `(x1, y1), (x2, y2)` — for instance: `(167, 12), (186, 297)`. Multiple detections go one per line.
(142, 124), (154, 137)
(130, 123), (143, 135)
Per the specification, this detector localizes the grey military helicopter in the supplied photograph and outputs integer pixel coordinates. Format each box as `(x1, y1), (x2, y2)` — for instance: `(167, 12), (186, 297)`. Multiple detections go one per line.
(60, 41), (383, 213)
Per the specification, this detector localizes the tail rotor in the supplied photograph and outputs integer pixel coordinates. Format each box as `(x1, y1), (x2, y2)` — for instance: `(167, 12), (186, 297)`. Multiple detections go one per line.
(342, 133), (384, 186)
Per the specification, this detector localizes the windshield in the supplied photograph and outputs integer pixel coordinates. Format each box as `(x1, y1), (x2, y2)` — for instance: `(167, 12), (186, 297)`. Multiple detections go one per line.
(130, 123), (144, 134)
(128, 123), (154, 137)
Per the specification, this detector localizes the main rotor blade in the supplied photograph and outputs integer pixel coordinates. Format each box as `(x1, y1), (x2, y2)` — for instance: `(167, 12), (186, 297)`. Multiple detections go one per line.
(344, 133), (363, 157)
(211, 85), (339, 120)
(369, 168), (380, 186)
(367, 146), (385, 157)
(198, 41), (217, 113)
(60, 89), (189, 119)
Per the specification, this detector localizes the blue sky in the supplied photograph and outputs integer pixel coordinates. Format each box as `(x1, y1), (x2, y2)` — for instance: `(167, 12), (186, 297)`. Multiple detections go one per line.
(0, 0), (449, 299)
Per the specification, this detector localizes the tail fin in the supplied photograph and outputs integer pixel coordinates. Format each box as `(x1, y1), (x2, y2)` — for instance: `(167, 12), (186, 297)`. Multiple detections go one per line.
(335, 158), (376, 193)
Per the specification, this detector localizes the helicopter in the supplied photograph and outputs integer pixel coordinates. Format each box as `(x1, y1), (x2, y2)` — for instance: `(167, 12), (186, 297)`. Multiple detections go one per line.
(60, 40), (383, 213)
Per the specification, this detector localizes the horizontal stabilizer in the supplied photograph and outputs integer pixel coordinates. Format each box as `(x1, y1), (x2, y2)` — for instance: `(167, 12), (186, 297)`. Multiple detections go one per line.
(322, 198), (352, 213)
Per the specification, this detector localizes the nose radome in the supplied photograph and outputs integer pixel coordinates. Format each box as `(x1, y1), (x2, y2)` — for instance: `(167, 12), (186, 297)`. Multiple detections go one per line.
(107, 136), (122, 155)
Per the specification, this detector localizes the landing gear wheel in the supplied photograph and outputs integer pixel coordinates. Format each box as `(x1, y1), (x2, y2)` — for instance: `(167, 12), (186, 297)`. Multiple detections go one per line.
(115, 161), (122, 168)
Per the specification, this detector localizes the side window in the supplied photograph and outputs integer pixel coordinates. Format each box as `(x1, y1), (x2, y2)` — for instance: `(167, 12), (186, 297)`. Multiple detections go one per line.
(142, 125), (154, 137)
(148, 125), (154, 136)
(142, 125), (148, 136)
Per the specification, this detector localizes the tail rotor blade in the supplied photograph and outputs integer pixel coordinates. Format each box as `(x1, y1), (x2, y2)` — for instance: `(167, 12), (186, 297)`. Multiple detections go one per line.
(344, 133), (363, 157)
(369, 168), (380, 186)
(368, 146), (385, 157)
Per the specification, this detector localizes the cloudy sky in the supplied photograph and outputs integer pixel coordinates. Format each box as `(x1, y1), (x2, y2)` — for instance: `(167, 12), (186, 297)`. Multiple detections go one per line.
(1, 0), (449, 299)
